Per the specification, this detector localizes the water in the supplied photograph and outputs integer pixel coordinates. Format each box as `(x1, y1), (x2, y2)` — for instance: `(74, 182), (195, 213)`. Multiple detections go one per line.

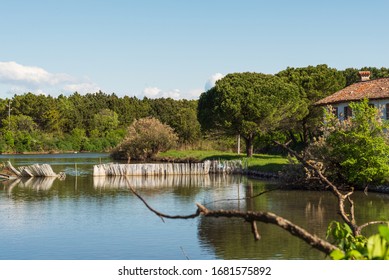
(1, 153), (389, 260)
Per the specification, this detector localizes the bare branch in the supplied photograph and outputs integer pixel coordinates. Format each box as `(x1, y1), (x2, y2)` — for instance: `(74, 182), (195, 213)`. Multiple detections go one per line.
(127, 183), (200, 221)
(202, 188), (280, 207)
(195, 204), (339, 255)
(356, 221), (389, 236)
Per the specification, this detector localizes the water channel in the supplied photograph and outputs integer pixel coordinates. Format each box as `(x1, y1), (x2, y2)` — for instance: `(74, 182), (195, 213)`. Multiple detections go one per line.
(1, 153), (389, 260)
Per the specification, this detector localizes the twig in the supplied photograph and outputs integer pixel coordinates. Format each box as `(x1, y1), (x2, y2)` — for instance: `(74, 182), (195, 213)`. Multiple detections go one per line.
(202, 188), (279, 207)
(250, 221), (261, 241)
(356, 221), (389, 236)
(126, 179), (200, 221)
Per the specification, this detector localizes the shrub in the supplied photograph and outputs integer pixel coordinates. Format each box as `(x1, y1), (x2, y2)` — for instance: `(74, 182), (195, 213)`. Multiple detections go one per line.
(111, 117), (178, 161)
(307, 99), (389, 187)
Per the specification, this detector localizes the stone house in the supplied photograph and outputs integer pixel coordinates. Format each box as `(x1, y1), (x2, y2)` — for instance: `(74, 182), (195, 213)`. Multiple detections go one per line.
(315, 71), (389, 120)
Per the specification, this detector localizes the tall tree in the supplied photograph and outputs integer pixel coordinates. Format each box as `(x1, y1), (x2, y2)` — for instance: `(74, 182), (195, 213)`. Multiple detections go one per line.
(198, 72), (302, 157)
(276, 64), (345, 145)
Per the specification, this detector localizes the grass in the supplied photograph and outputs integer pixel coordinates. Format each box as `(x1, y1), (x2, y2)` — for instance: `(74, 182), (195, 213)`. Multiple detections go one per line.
(157, 150), (290, 173)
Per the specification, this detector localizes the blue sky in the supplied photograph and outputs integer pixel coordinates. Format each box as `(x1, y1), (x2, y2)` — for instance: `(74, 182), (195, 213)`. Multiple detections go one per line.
(1, 0), (389, 99)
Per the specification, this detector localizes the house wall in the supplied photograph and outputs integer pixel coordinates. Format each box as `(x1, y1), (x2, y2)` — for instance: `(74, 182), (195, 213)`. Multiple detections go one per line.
(332, 99), (389, 121)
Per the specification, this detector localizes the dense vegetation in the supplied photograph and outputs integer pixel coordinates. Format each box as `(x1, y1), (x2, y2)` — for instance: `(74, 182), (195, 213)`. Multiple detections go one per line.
(1, 65), (389, 155)
(307, 99), (389, 188)
(0, 93), (200, 153)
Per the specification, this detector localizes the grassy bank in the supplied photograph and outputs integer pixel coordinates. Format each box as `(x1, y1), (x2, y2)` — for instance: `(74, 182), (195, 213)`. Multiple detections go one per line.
(157, 150), (290, 173)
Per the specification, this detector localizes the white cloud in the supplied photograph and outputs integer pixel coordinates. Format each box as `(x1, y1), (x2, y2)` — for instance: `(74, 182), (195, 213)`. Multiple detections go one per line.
(141, 87), (181, 99)
(140, 87), (204, 100)
(0, 61), (72, 87)
(204, 72), (224, 91)
(63, 83), (101, 94)
(187, 88), (204, 99)
(0, 61), (100, 95)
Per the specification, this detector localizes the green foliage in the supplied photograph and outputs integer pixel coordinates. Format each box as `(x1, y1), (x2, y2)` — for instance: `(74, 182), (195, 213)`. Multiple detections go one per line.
(327, 221), (389, 260)
(0, 92), (200, 153)
(198, 72), (302, 157)
(149, 98), (201, 144)
(308, 99), (389, 187)
(111, 117), (178, 161)
(342, 67), (389, 86)
(276, 64), (345, 145)
(326, 221), (367, 259)
(91, 108), (119, 136)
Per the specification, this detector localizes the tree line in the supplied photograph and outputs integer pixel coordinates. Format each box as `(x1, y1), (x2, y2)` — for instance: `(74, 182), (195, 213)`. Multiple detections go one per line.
(1, 65), (388, 154)
(0, 92), (200, 153)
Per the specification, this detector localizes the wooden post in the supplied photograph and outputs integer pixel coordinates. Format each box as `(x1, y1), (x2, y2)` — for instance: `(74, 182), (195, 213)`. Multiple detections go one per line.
(237, 134), (241, 155)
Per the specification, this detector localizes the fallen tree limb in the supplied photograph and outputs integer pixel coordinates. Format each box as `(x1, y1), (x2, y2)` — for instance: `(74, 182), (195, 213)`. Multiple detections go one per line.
(128, 184), (339, 255)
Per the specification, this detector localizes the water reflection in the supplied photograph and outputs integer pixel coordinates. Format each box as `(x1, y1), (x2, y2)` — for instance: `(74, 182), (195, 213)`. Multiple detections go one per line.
(5, 177), (57, 193)
(93, 175), (213, 189)
(1, 154), (389, 260)
(92, 174), (245, 190)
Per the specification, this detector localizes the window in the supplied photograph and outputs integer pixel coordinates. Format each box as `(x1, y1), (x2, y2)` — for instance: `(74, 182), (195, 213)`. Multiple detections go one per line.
(386, 103), (389, 120)
(344, 106), (352, 119)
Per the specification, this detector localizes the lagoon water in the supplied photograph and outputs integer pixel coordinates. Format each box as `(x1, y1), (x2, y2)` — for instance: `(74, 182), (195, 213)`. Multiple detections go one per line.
(1, 153), (389, 260)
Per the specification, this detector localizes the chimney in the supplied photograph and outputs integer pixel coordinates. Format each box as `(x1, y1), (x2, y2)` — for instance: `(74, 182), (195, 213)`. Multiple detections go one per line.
(359, 71), (371, 81)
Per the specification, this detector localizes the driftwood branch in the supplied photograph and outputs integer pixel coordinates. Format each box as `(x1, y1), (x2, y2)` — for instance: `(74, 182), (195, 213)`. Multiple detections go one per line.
(128, 183), (339, 255)
(195, 203), (339, 255)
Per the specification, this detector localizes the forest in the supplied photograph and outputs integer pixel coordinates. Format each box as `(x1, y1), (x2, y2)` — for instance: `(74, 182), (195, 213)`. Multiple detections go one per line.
(1, 64), (389, 154)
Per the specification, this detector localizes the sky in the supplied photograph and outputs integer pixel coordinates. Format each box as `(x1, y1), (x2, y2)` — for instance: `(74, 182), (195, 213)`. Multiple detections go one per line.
(1, 0), (389, 100)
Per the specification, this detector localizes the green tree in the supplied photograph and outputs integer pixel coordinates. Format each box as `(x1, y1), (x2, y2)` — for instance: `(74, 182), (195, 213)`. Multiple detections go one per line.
(111, 117), (178, 161)
(308, 99), (389, 187)
(1, 114), (38, 133)
(341, 67), (389, 87)
(276, 64), (345, 145)
(173, 107), (201, 144)
(91, 108), (119, 136)
(198, 72), (302, 157)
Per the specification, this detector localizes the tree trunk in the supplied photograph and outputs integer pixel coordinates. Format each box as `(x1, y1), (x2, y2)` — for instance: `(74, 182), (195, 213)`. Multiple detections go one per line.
(288, 130), (298, 146)
(302, 118), (310, 145)
(244, 136), (254, 157)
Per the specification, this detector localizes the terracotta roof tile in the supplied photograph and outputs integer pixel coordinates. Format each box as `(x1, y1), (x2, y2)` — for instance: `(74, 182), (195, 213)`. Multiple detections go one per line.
(315, 77), (389, 106)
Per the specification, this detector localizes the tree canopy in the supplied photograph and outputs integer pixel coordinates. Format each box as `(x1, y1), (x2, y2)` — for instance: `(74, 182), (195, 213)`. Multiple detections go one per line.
(276, 64), (346, 145)
(198, 72), (302, 157)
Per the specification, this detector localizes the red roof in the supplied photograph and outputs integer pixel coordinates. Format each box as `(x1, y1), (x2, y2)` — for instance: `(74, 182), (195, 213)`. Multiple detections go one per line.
(315, 77), (389, 106)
